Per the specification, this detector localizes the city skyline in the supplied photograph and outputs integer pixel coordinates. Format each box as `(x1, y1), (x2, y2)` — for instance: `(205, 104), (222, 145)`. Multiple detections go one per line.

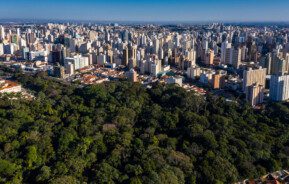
(2, 0), (289, 22)
(2, 3), (289, 183)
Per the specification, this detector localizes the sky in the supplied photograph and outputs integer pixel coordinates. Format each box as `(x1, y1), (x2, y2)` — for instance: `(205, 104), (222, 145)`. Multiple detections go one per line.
(1, 0), (289, 22)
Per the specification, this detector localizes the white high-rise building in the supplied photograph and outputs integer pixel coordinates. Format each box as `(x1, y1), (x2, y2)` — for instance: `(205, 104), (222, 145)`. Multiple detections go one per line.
(243, 67), (267, 93)
(141, 34), (147, 46)
(0, 26), (5, 40)
(150, 59), (161, 76)
(0, 43), (4, 55)
(17, 28), (21, 36)
(221, 41), (231, 64)
(79, 56), (89, 69)
(153, 39), (159, 54)
(270, 74), (289, 101)
(64, 55), (89, 70)
(174, 34), (180, 48)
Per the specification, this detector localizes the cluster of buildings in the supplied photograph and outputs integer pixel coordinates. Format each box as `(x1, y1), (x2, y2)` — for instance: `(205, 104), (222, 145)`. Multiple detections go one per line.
(1, 22), (289, 105)
(75, 66), (125, 85)
(237, 169), (289, 184)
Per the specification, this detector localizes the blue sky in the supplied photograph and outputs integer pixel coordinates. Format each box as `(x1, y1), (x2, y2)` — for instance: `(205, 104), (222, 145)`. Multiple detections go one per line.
(1, 0), (289, 22)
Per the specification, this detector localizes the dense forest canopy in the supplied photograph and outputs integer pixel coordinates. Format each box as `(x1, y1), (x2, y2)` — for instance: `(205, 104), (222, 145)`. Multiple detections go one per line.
(0, 72), (289, 184)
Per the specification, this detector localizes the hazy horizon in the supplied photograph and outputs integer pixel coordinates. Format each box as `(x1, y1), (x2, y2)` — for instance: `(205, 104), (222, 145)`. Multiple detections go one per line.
(1, 0), (289, 22)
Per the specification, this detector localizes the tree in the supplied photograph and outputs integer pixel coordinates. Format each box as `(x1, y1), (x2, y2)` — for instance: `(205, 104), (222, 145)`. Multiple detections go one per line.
(26, 145), (38, 168)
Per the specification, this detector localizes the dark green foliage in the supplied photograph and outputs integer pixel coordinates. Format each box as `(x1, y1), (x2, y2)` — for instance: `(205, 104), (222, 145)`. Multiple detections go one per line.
(0, 73), (289, 183)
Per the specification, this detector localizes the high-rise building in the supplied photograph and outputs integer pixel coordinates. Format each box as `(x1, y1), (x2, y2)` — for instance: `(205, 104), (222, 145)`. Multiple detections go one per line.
(246, 83), (264, 106)
(54, 65), (65, 78)
(66, 62), (75, 76)
(51, 50), (62, 65)
(123, 47), (129, 66)
(4, 44), (14, 55)
(126, 68), (138, 82)
(264, 53), (272, 75)
(187, 66), (201, 80)
(129, 45), (137, 59)
(212, 74), (221, 89)
(0, 26), (5, 40)
(199, 71), (213, 84)
(128, 58), (136, 69)
(97, 54), (107, 65)
(240, 46), (247, 61)
(285, 53), (289, 73)
(174, 34), (180, 48)
(150, 59), (161, 76)
(64, 55), (89, 70)
(0, 43), (4, 55)
(153, 39), (159, 54)
(271, 56), (288, 75)
(243, 67), (266, 106)
(204, 49), (214, 65)
(225, 47), (231, 65)
(141, 34), (147, 46)
(26, 32), (36, 45)
(16, 28), (20, 36)
(122, 30), (129, 43)
(51, 47), (66, 66)
(243, 67), (267, 94)
(221, 41), (231, 64)
(185, 49), (196, 66)
(22, 47), (29, 60)
(230, 48), (241, 69)
(211, 72), (226, 89)
(158, 48), (164, 60)
(202, 38), (208, 51)
(270, 74), (289, 101)
(139, 60), (149, 74)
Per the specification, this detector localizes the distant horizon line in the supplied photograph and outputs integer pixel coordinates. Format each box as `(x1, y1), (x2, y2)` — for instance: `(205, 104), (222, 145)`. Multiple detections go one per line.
(1, 18), (289, 25)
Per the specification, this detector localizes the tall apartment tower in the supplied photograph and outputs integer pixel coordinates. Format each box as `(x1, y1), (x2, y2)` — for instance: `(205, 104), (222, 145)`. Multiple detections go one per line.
(241, 46), (247, 61)
(270, 74), (289, 101)
(126, 69), (138, 82)
(230, 48), (242, 69)
(271, 57), (288, 75)
(123, 47), (129, 66)
(150, 59), (162, 76)
(204, 49), (214, 65)
(153, 38), (159, 54)
(128, 45), (137, 60)
(243, 67), (267, 93)
(187, 66), (201, 80)
(54, 65), (65, 78)
(221, 41), (231, 64)
(0, 26), (5, 40)
(285, 53), (289, 73)
(264, 53), (272, 75)
(247, 84), (264, 106)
